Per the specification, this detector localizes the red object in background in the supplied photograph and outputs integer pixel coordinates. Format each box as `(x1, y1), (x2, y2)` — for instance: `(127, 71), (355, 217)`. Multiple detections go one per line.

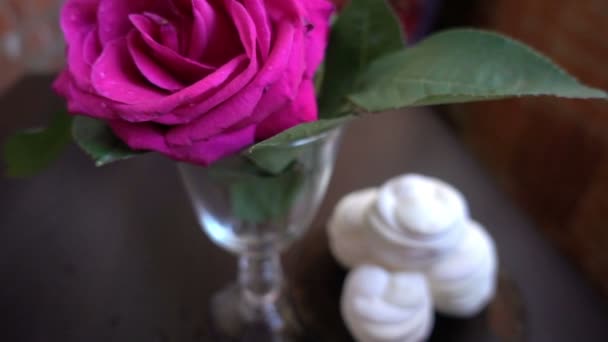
(393, 0), (425, 37)
(391, 0), (441, 43)
(332, 0), (441, 43)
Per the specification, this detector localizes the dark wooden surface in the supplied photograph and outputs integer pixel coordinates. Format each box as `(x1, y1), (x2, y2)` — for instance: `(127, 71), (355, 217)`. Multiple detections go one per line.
(1, 76), (608, 342)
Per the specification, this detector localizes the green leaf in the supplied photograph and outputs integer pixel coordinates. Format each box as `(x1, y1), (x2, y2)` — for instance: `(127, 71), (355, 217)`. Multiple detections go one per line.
(248, 116), (352, 152)
(349, 29), (607, 112)
(229, 164), (304, 224)
(72, 116), (141, 167)
(205, 158), (305, 223)
(3, 113), (72, 177)
(244, 116), (352, 174)
(3, 112), (73, 177)
(314, 62), (325, 95)
(318, 0), (404, 118)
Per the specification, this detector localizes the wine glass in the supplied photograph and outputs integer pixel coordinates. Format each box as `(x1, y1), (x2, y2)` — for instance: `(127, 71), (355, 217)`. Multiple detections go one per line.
(179, 127), (342, 340)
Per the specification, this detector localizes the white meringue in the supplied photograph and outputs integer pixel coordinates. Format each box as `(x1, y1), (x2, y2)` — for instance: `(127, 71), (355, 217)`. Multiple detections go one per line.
(426, 220), (498, 318)
(366, 174), (469, 271)
(328, 174), (499, 326)
(341, 265), (434, 342)
(327, 188), (378, 268)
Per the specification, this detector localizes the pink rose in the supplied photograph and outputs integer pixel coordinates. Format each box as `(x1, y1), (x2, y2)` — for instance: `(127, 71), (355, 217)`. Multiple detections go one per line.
(54, 0), (334, 165)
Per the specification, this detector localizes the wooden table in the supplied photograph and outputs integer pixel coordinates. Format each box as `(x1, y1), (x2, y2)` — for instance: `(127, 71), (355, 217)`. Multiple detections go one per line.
(1, 77), (607, 341)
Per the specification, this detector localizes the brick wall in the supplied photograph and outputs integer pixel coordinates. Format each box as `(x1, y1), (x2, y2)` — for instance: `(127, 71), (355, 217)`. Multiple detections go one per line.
(448, 0), (608, 295)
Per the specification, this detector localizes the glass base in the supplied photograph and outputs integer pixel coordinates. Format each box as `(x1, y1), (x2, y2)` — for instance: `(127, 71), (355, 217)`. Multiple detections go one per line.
(208, 285), (307, 342)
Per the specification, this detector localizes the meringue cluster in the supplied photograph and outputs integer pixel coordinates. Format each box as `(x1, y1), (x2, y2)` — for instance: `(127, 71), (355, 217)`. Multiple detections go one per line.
(342, 265), (434, 342)
(329, 174), (498, 342)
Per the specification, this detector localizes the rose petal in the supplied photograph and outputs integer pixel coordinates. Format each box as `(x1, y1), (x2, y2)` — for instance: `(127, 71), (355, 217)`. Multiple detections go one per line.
(233, 26), (306, 129)
(83, 28), (102, 65)
(130, 13), (215, 83)
(190, 0), (242, 65)
(112, 53), (250, 123)
(61, 0), (98, 43)
(128, 32), (185, 92)
(142, 12), (180, 52)
(161, 59), (255, 125)
(168, 0), (193, 17)
(165, 20), (295, 144)
(108, 120), (170, 154)
(91, 37), (166, 105)
(282, 27), (307, 99)
(159, 53), (253, 122)
(65, 31), (95, 89)
(170, 125), (257, 165)
(266, 0), (304, 21)
(228, 0), (257, 58)
(165, 70), (264, 145)
(96, 0), (169, 45)
(232, 78), (290, 131)
(187, 0), (210, 59)
(66, 86), (118, 119)
(61, 1), (99, 89)
(109, 120), (257, 166)
(52, 70), (71, 98)
(302, 0), (335, 77)
(243, 0), (271, 60)
(256, 79), (318, 140)
(54, 71), (118, 120)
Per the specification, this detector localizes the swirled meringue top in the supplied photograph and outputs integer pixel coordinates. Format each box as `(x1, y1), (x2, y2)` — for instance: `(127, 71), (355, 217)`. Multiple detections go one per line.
(341, 265), (434, 342)
(364, 174), (469, 269)
(375, 174), (468, 237)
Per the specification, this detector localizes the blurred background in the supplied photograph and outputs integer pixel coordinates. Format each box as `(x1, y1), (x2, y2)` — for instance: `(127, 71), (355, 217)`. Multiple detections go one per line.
(371, 0), (608, 298)
(0, 0), (64, 92)
(439, 0), (608, 297)
(1, 0), (608, 340)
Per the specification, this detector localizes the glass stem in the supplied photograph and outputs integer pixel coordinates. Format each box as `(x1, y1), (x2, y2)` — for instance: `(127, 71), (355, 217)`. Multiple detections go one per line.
(239, 252), (283, 311)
